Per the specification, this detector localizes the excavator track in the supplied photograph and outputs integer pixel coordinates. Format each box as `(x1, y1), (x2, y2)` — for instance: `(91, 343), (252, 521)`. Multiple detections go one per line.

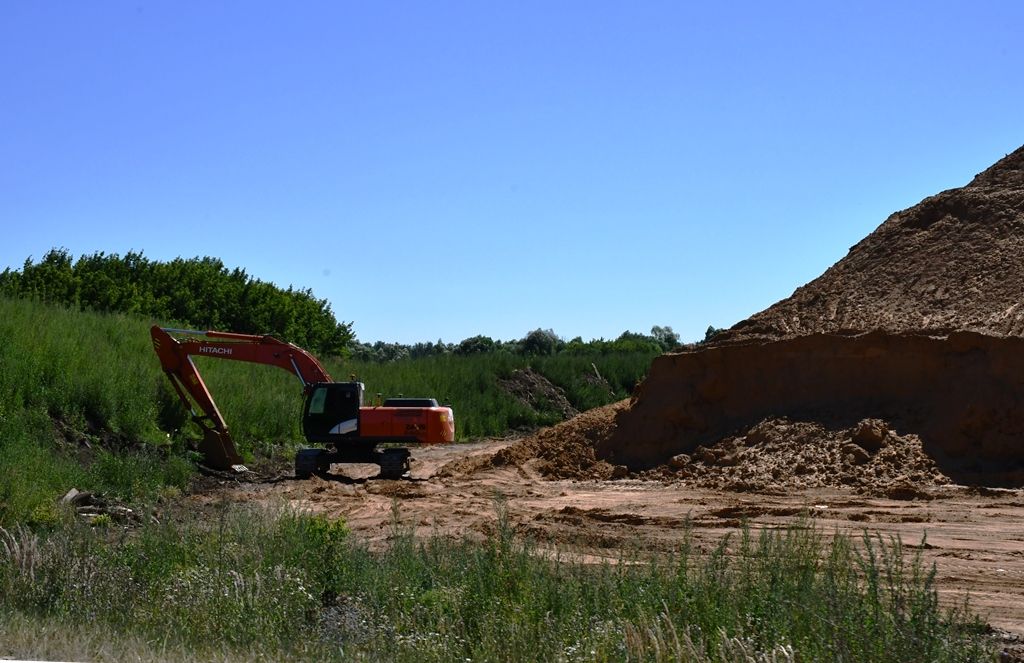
(377, 447), (412, 480)
(293, 447), (412, 480)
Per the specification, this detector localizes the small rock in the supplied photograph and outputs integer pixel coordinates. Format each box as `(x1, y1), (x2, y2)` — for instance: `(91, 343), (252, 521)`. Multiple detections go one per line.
(694, 447), (716, 464)
(717, 453), (740, 467)
(852, 419), (888, 452)
(610, 465), (630, 479)
(884, 482), (933, 501)
(842, 443), (871, 465)
(668, 454), (691, 469)
(60, 488), (95, 507)
(744, 430), (769, 446)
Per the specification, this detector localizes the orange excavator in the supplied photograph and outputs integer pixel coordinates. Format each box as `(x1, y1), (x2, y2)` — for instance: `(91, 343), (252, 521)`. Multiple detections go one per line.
(150, 326), (455, 479)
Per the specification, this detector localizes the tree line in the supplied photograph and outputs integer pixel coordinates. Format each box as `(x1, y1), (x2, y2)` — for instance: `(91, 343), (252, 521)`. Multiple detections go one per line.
(350, 325), (681, 362)
(1, 249), (685, 361)
(0, 249), (353, 356)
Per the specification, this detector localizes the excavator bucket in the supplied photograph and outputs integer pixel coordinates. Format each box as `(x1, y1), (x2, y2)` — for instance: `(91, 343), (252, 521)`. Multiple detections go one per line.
(198, 429), (248, 473)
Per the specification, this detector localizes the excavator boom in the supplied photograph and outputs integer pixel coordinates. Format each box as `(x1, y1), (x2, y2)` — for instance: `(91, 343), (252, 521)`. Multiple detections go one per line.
(150, 326), (332, 471)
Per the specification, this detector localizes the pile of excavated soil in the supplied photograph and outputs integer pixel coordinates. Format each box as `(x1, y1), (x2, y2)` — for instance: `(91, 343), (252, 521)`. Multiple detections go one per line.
(482, 400), (630, 480)
(602, 330), (1024, 484)
(479, 411), (949, 496)
(645, 418), (950, 496)
(713, 145), (1024, 345)
(497, 368), (578, 420)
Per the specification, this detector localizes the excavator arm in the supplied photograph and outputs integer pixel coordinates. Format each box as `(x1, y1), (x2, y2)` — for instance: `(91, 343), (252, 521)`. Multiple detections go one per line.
(150, 325), (334, 471)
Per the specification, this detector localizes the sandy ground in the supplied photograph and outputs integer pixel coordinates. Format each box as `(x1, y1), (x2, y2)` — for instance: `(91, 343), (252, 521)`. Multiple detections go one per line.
(191, 439), (1024, 638)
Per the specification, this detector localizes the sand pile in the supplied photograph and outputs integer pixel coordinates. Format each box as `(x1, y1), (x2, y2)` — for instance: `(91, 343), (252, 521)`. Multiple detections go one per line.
(483, 409), (952, 496)
(713, 145), (1024, 345)
(490, 400), (629, 479)
(648, 418), (950, 495)
(502, 145), (1024, 489)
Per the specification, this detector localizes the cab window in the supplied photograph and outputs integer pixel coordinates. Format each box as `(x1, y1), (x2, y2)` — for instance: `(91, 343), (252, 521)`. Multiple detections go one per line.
(308, 387), (328, 414)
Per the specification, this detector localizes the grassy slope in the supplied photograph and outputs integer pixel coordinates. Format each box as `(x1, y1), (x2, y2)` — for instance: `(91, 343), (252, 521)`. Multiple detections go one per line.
(0, 297), (184, 525)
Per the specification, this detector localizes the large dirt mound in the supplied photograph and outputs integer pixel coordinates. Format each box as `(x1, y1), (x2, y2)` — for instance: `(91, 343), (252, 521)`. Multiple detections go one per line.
(507, 146), (1024, 489)
(713, 145), (1024, 345)
(605, 330), (1024, 485)
(483, 409), (952, 495)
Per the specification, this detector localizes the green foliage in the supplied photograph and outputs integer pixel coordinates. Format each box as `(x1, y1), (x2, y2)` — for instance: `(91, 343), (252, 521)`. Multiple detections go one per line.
(521, 328), (562, 356)
(609, 330), (664, 353)
(0, 249), (353, 356)
(0, 410), (84, 528)
(0, 297), (196, 524)
(354, 325), (680, 362)
(704, 324), (725, 342)
(0, 507), (344, 657)
(325, 516), (990, 662)
(0, 510), (993, 661)
(350, 339), (412, 362)
(85, 450), (193, 504)
(454, 334), (495, 356)
(651, 324), (681, 350)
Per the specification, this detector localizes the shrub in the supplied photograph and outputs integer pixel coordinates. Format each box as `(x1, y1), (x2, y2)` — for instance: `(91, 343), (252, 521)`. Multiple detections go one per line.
(521, 328), (562, 356)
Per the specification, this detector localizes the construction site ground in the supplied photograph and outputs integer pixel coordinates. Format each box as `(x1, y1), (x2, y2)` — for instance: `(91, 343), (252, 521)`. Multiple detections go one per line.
(190, 438), (1024, 640)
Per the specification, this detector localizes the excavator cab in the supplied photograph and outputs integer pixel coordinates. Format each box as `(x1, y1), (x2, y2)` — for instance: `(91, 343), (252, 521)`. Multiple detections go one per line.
(302, 381), (364, 443)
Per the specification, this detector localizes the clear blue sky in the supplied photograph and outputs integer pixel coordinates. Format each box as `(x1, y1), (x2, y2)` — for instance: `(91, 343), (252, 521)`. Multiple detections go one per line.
(2, 2), (1021, 344)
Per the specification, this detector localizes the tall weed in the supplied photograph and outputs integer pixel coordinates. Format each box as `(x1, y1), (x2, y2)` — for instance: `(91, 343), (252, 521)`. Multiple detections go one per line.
(0, 508), (994, 662)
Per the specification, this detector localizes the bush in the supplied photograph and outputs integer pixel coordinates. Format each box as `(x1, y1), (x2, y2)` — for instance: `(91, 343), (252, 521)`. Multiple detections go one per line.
(521, 328), (562, 356)
(454, 335), (495, 356)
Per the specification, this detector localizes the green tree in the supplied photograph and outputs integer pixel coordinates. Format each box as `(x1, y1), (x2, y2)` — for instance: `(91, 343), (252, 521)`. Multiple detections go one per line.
(455, 335), (496, 356)
(0, 250), (354, 356)
(16, 248), (79, 304)
(650, 325), (680, 351)
(521, 328), (562, 356)
(704, 325), (724, 342)
(612, 331), (662, 353)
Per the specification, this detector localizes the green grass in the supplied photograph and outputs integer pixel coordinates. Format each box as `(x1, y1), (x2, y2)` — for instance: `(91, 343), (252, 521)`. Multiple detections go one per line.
(0, 297), (199, 525)
(0, 296), (162, 441)
(0, 506), (994, 662)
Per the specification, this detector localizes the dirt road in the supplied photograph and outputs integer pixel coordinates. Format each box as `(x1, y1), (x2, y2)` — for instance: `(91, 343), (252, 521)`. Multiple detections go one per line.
(195, 439), (1024, 636)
